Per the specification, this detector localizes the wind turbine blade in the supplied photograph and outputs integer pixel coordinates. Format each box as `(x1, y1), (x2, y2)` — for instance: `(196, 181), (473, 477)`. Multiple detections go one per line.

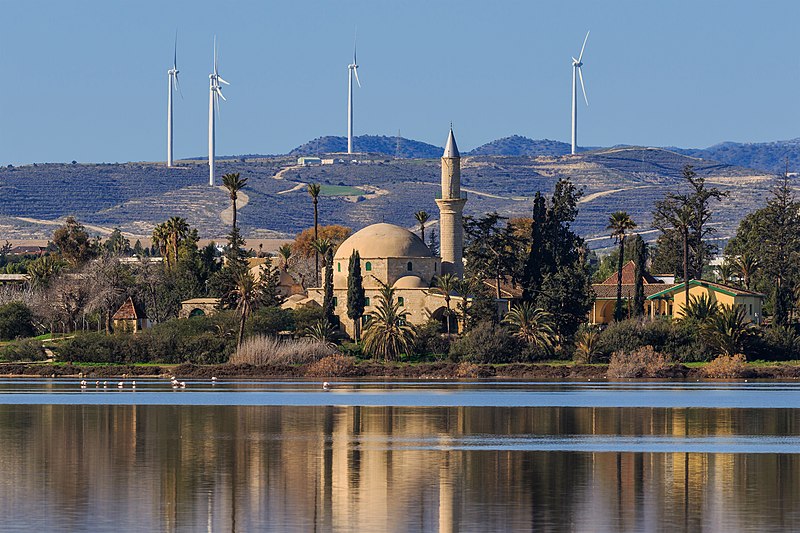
(578, 67), (588, 106)
(216, 87), (226, 101)
(353, 67), (361, 88)
(578, 30), (590, 62)
(213, 36), (218, 74)
(218, 76), (230, 85)
(174, 30), (178, 69)
(175, 73), (183, 99)
(353, 26), (358, 64)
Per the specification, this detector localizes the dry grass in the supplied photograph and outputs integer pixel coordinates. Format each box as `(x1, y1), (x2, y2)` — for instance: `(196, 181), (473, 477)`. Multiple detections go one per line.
(455, 362), (482, 378)
(231, 335), (334, 366)
(607, 345), (673, 379)
(703, 353), (748, 379)
(305, 354), (360, 377)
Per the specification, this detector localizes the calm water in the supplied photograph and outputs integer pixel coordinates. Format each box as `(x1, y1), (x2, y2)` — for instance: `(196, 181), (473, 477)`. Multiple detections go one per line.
(0, 379), (798, 532)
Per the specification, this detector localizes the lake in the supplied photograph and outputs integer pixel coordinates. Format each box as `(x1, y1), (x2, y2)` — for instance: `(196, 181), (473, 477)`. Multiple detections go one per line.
(0, 379), (798, 532)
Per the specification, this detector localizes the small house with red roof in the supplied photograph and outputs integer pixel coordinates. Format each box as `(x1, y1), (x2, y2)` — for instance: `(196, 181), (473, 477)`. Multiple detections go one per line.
(111, 297), (149, 332)
(590, 261), (675, 324)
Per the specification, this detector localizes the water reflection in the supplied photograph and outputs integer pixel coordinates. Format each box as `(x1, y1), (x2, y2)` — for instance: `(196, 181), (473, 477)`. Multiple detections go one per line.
(0, 404), (798, 532)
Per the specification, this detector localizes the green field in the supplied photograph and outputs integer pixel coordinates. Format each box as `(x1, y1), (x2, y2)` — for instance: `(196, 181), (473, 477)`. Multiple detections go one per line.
(319, 185), (365, 197)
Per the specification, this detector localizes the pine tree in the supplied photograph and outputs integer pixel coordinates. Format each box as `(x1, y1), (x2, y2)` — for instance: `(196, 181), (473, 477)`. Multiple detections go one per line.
(347, 250), (366, 341)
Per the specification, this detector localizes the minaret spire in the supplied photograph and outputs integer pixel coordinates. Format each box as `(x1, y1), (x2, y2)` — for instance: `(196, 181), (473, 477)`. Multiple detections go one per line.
(436, 127), (467, 277)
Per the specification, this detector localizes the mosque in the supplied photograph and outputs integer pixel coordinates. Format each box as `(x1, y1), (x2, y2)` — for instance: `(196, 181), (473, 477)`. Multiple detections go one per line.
(302, 128), (468, 336)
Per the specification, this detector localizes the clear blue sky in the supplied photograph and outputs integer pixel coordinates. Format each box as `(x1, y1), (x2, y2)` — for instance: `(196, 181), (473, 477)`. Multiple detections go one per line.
(1, 0), (798, 164)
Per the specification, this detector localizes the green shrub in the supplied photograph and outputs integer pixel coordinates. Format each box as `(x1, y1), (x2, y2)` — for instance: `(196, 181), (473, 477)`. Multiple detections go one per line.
(0, 302), (35, 340)
(748, 326), (800, 361)
(247, 306), (294, 337)
(596, 318), (711, 363)
(413, 320), (450, 359)
(57, 332), (133, 363)
(449, 321), (521, 363)
(0, 338), (47, 362)
(291, 305), (324, 334)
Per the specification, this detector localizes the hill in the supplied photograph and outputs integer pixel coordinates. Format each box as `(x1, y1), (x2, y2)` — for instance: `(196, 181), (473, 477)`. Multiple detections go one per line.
(0, 147), (778, 252)
(289, 135), (444, 159)
(467, 135), (572, 157)
(674, 139), (800, 175)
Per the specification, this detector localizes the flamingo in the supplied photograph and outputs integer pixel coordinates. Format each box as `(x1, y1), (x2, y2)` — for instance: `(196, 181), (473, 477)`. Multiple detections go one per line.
(117, 382), (124, 389)
(322, 382), (330, 391)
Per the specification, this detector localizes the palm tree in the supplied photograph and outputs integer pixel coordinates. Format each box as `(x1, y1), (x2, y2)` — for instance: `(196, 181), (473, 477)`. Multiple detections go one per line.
(231, 268), (257, 347)
(414, 210), (430, 242)
(222, 172), (248, 232)
(454, 276), (481, 332)
(310, 238), (333, 270)
(151, 223), (170, 267)
(703, 304), (751, 356)
(304, 319), (337, 348)
(277, 244), (292, 272)
(27, 255), (62, 289)
(362, 282), (416, 361)
(164, 216), (189, 267)
(715, 260), (735, 285)
(574, 327), (601, 363)
(607, 211), (637, 321)
(502, 302), (556, 354)
(307, 183), (322, 285)
(679, 293), (720, 324)
(431, 273), (458, 335)
(733, 253), (758, 291)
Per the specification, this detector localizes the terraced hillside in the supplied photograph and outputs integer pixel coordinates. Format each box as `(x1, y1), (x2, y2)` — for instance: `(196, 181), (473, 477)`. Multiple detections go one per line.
(0, 148), (778, 249)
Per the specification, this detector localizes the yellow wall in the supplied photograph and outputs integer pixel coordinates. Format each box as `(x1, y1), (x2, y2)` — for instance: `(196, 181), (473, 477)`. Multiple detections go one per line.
(667, 283), (762, 323)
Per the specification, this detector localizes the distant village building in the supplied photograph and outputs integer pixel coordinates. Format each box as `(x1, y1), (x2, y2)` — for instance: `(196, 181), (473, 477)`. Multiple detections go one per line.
(647, 280), (764, 324)
(8, 245), (46, 256)
(297, 157), (322, 166)
(111, 297), (149, 332)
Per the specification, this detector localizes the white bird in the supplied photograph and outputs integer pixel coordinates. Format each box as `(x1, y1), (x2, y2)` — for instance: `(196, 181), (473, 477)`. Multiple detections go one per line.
(322, 381), (330, 391)
(103, 381), (108, 388)
(80, 380), (87, 388)
(117, 381), (124, 389)
(95, 381), (99, 387)
(208, 36), (229, 186)
(570, 30), (590, 155)
(180, 382), (186, 388)
(211, 376), (217, 381)
(167, 30), (181, 168)
(346, 32), (361, 155)
(132, 381), (136, 389)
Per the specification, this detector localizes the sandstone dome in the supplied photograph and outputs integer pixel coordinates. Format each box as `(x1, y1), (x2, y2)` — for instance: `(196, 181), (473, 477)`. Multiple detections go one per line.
(335, 223), (433, 260)
(392, 275), (429, 289)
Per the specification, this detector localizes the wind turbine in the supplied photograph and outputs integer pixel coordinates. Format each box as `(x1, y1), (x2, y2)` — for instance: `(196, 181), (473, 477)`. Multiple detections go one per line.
(571, 31), (589, 155)
(208, 37), (229, 186)
(347, 35), (361, 155)
(167, 32), (180, 168)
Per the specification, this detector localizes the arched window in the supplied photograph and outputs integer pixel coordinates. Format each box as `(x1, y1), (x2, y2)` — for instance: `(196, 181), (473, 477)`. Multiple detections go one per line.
(398, 297), (404, 306)
(434, 263), (437, 272)
(332, 297), (338, 307)
(365, 262), (372, 271)
(337, 262), (341, 272)
(407, 261), (413, 271)
(364, 297), (371, 306)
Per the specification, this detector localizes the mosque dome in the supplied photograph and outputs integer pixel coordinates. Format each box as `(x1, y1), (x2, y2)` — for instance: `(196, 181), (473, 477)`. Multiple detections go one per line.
(392, 275), (429, 289)
(335, 223), (433, 260)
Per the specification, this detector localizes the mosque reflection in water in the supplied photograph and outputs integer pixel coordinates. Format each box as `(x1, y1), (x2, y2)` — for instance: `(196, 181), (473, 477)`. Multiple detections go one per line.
(0, 404), (798, 531)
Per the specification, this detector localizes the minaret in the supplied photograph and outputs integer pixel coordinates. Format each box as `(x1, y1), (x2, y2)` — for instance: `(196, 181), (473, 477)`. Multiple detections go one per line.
(436, 127), (467, 277)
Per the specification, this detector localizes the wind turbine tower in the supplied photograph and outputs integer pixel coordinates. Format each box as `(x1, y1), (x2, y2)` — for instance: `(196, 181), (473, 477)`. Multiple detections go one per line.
(347, 37), (361, 155)
(167, 33), (180, 167)
(571, 31), (589, 155)
(208, 37), (229, 186)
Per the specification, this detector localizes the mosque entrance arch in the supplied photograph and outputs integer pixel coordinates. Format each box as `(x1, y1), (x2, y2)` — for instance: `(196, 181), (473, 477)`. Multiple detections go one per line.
(430, 306), (458, 333)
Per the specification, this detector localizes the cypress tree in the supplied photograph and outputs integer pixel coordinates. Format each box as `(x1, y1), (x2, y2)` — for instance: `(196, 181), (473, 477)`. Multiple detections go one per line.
(322, 247), (335, 325)
(632, 234), (647, 317)
(347, 250), (366, 341)
(522, 193), (547, 301)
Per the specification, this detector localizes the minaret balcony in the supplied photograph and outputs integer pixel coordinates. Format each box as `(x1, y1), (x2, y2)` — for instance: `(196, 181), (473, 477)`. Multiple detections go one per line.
(435, 191), (468, 200)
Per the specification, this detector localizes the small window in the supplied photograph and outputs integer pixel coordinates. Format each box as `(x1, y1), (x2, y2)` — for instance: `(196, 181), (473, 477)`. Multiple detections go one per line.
(398, 297), (404, 306)
(434, 263), (437, 272)
(407, 261), (413, 271)
(365, 262), (372, 271)
(749, 304), (753, 315)
(332, 297), (338, 307)
(365, 297), (371, 306)
(337, 262), (341, 272)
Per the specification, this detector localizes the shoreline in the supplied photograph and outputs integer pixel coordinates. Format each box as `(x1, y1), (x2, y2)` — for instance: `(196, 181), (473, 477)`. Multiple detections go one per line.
(2, 361), (800, 380)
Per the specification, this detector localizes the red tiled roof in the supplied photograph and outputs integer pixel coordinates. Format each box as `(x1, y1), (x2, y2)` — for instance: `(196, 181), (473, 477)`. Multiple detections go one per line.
(593, 283), (676, 299)
(600, 261), (662, 285)
(482, 278), (523, 299)
(112, 297), (145, 320)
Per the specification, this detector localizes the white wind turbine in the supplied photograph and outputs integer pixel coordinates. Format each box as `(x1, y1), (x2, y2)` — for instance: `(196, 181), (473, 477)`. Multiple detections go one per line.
(571, 31), (589, 155)
(167, 32), (181, 168)
(347, 36), (361, 155)
(208, 37), (229, 186)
